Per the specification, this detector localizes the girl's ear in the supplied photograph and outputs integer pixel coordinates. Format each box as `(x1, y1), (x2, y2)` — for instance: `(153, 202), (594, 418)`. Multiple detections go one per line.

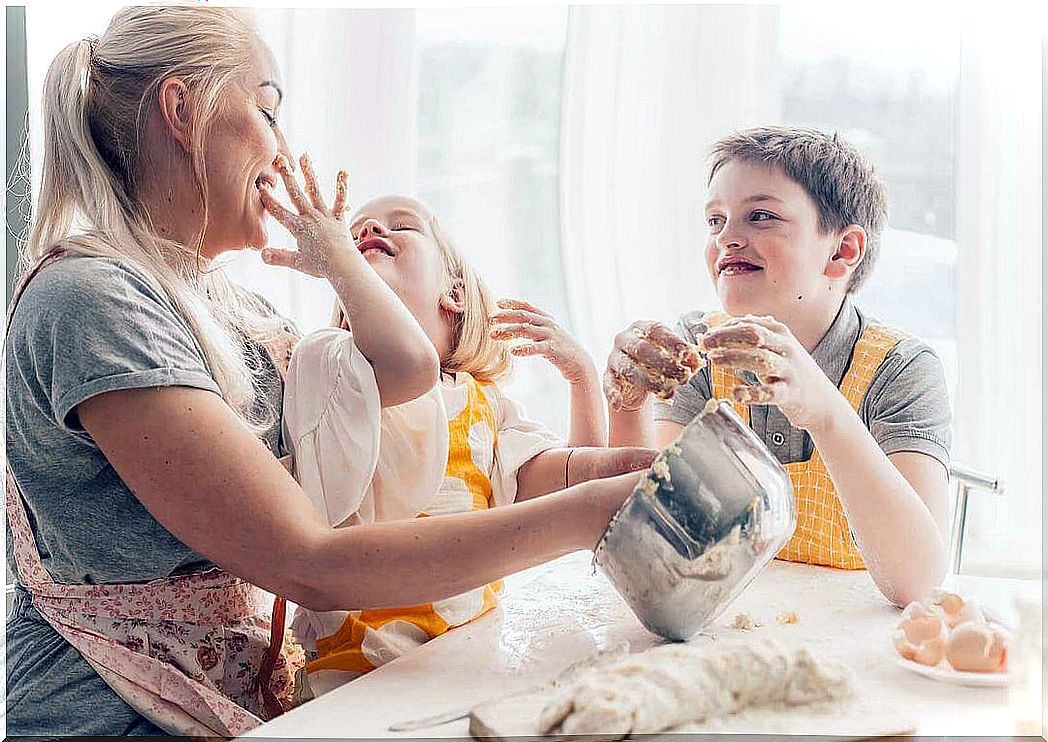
(439, 281), (466, 315)
(157, 76), (194, 152)
(825, 224), (866, 280)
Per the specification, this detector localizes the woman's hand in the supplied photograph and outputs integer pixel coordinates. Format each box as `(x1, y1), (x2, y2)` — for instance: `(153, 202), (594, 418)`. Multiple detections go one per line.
(258, 153), (350, 279)
(490, 299), (597, 386)
(604, 321), (704, 412)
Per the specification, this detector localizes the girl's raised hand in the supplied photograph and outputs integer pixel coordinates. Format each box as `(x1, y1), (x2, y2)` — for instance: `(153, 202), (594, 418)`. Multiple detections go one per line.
(490, 299), (597, 386)
(258, 153), (351, 278)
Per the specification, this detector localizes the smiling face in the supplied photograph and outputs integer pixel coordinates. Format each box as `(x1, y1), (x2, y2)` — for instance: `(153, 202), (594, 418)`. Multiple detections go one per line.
(199, 41), (290, 254)
(348, 195), (456, 345)
(704, 159), (846, 324)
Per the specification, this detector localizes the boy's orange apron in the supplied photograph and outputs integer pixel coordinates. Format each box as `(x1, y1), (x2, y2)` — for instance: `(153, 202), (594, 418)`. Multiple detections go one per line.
(4, 250), (297, 737)
(704, 312), (908, 570)
(307, 373), (502, 676)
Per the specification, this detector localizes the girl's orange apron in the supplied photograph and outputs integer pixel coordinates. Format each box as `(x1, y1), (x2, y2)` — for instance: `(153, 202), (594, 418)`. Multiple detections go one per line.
(4, 249), (297, 737)
(704, 311), (907, 569)
(306, 373), (502, 678)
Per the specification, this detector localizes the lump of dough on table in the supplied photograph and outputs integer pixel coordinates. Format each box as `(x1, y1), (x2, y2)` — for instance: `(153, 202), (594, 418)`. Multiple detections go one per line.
(538, 639), (854, 737)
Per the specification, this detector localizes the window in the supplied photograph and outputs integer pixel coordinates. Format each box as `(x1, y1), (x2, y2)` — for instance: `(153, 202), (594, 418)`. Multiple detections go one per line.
(778, 6), (961, 405)
(413, 8), (572, 434)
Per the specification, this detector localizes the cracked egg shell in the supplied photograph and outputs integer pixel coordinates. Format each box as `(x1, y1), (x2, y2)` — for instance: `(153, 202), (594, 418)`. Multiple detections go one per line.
(930, 589), (985, 629)
(893, 601), (948, 666)
(945, 620), (1008, 673)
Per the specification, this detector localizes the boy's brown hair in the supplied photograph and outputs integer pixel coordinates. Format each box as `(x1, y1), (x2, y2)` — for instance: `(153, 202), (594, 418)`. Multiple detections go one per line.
(707, 126), (888, 293)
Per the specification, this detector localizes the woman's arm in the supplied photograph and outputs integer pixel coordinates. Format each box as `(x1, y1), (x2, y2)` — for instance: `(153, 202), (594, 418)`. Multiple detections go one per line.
(260, 154), (438, 407)
(77, 385), (636, 611)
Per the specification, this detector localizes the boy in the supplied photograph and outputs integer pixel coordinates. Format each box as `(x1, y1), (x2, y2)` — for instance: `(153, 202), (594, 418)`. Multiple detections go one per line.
(604, 127), (951, 607)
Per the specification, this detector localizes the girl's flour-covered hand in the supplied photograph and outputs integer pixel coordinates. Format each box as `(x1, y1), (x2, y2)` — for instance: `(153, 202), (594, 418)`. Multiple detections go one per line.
(489, 298), (598, 386)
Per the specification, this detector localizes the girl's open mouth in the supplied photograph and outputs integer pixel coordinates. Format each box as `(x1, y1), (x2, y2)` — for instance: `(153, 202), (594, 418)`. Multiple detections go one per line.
(358, 237), (396, 258)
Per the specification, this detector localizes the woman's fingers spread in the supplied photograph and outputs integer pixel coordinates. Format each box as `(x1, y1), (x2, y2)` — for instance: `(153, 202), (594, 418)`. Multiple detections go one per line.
(491, 323), (552, 341)
(489, 308), (551, 327)
(275, 154), (311, 214)
(258, 186), (296, 228)
(332, 170), (349, 220)
(497, 298), (553, 319)
(298, 153), (327, 212)
(706, 348), (781, 377)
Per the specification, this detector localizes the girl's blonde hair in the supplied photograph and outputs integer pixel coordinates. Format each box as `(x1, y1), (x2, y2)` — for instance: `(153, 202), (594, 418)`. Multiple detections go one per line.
(429, 217), (511, 383)
(333, 206), (512, 383)
(25, 6), (287, 427)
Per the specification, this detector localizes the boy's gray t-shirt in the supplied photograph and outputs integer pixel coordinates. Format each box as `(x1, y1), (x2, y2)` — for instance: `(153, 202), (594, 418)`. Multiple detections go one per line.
(4, 255), (285, 735)
(654, 297), (951, 470)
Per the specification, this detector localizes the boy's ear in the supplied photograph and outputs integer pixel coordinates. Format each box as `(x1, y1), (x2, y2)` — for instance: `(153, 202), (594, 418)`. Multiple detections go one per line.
(825, 225), (866, 281)
(438, 281), (466, 315)
(157, 77), (194, 152)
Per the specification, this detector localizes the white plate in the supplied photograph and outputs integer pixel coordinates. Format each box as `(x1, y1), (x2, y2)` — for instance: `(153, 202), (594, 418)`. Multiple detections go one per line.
(892, 654), (1009, 687)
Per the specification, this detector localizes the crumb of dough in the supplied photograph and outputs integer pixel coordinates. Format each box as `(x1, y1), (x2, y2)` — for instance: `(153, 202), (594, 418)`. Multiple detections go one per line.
(731, 613), (760, 630)
(776, 610), (798, 625)
(650, 455), (671, 483)
(637, 476), (659, 497)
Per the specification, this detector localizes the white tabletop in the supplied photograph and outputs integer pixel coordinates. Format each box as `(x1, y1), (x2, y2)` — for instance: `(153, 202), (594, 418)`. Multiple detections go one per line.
(246, 552), (1039, 738)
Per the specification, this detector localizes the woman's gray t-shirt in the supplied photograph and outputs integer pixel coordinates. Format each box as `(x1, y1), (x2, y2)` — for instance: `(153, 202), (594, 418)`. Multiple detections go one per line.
(4, 255), (285, 736)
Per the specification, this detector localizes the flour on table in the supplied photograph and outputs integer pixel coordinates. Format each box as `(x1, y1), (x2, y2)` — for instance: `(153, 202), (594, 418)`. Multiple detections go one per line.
(538, 638), (854, 737)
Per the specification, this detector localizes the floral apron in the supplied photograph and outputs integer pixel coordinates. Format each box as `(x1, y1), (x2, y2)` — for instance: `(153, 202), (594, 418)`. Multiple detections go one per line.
(4, 249), (299, 736)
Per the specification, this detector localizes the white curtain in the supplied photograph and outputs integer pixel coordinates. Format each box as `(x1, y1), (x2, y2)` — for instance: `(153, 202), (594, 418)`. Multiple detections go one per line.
(558, 4), (780, 366)
(224, 8), (418, 334)
(953, 11), (1042, 573)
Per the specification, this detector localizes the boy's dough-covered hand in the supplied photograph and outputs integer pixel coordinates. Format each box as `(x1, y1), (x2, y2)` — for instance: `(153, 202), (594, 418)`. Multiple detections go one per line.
(604, 321), (704, 412)
(702, 315), (840, 434)
(490, 299), (598, 386)
(258, 152), (352, 279)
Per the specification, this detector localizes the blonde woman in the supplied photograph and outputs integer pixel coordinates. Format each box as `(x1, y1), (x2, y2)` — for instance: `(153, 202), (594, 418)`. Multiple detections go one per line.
(264, 194), (613, 695)
(4, 7), (652, 737)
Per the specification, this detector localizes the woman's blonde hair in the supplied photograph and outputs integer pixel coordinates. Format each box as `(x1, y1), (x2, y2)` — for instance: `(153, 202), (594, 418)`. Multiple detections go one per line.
(429, 217), (511, 383)
(24, 6), (287, 427)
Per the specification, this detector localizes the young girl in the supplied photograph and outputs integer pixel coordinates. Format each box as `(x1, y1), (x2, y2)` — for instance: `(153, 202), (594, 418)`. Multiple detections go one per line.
(262, 184), (631, 695)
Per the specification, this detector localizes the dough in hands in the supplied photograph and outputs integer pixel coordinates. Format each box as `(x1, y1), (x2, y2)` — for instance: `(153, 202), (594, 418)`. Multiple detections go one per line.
(538, 639), (854, 737)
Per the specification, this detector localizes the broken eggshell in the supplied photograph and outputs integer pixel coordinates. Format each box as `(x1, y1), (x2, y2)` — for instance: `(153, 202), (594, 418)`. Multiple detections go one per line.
(893, 601), (947, 666)
(944, 620), (1008, 673)
(929, 589), (984, 629)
